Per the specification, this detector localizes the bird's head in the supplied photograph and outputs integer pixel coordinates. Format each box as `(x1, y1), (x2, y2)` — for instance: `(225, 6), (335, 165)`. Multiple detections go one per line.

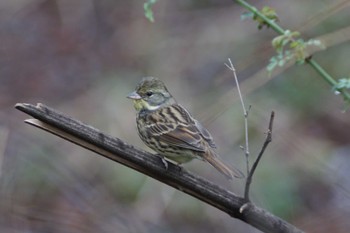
(127, 77), (175, 112)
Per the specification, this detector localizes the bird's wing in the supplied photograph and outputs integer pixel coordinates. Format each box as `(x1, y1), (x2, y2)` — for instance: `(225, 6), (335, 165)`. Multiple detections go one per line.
(159, 124), (207, 152)
(176, 104), (217, 149)
(144, 105), (210, 152)
(194, 119), (217, 148)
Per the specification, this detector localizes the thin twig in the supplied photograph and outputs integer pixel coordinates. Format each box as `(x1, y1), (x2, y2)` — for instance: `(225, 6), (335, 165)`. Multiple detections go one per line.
(244, 111), (275, 201)
(225, 58), (250, 176)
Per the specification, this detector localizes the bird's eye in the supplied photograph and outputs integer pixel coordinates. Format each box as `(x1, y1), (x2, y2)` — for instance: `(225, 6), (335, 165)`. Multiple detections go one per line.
(146, 91), (153, 97)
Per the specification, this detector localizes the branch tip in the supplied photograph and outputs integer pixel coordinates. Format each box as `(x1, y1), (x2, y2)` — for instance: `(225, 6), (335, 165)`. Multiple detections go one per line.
(14, 103), (30, 110)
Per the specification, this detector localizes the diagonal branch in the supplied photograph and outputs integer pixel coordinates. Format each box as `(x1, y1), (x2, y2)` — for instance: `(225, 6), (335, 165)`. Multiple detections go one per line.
(15, 103), (303, 233)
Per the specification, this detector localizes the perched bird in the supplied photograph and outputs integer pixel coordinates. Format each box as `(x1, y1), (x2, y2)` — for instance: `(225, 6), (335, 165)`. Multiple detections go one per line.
(127, 77), (244, 179)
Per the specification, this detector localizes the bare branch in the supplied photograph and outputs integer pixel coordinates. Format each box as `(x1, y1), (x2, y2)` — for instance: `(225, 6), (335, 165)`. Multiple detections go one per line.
(244, 111), (275, 201)
(225, 60), (275, 202)
(225, 58), (250, 177)
(15, 103), (302, 233)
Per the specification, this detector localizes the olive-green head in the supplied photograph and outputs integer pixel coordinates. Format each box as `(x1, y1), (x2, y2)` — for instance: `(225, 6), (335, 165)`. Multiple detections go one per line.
(127, 77), (175, 112)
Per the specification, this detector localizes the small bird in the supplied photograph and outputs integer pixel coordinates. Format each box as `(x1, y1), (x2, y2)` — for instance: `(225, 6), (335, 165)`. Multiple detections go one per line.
(127, 77), (244, 179)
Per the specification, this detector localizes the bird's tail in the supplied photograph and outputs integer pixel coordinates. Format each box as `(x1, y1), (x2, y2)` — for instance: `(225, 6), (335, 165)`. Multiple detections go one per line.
(204, 150), (244, 180)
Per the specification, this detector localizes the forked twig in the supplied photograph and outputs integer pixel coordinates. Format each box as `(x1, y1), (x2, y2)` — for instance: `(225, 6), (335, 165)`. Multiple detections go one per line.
(225, 59), (275, 202)
(244, 111), (275, 201)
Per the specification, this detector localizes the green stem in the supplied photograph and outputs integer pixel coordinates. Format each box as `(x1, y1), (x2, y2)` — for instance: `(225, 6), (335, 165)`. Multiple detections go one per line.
(234, 0), (350, 102)
(235, 0), (285, 34)
(307, 59), (350, 100)
(307, 59), (337, 86)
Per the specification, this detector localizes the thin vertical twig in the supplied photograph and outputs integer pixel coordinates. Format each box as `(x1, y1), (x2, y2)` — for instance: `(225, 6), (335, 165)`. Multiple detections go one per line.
(225, 58), (250, 176)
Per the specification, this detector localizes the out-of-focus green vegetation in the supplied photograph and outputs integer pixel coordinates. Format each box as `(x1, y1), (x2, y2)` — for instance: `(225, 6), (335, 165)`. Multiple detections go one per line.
(1, 0), (350, 232)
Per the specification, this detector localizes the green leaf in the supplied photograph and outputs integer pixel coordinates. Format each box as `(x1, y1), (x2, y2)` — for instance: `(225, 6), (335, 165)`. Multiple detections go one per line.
(253, 6), (279, 29)
(261, 6), (278, 22)
(272, 35), (284, 49)
(241, 12), (254, 20)
(281, 38), (289, 47)
(144, 0), (158, 23)
(289, 41), (299, 49)
(337, 78), (350, 89)
(332, 78), (350, 96)
(306, 39), (325, 49)
(284, 30), (291, 36)
(290, 31), (300, 37)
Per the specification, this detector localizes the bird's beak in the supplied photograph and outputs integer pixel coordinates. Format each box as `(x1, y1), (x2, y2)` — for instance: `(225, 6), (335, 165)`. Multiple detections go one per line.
(127, 91), (142, 100)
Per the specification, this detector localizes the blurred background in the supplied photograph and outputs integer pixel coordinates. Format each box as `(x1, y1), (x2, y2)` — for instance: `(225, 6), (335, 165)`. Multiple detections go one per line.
(1, 0), (350, 232)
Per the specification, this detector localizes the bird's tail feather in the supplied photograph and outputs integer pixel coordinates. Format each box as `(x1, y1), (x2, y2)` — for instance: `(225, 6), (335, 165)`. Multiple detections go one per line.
(204, 151), (244, 180)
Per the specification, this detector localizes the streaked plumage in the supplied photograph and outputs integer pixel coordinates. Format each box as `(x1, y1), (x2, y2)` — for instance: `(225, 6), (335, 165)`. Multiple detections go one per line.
(127, 77), (244, 179)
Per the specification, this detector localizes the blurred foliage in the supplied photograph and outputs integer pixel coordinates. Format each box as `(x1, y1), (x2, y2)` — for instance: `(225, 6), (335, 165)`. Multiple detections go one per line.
(241, 6), (279, 30)
(237, 0), (350, 103)
(144, 0), (158, 22)
(268, 30), (323, 72)
(1, 0), (350, 232)
(334, 78), (350, 92)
